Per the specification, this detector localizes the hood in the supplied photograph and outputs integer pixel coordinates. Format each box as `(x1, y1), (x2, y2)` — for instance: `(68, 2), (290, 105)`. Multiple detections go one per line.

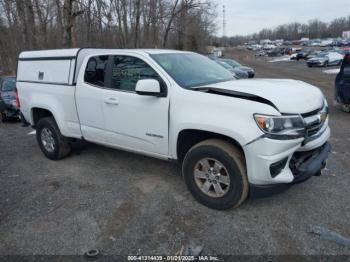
(240, 66), (254, 72)
(197, 79), (324, 114)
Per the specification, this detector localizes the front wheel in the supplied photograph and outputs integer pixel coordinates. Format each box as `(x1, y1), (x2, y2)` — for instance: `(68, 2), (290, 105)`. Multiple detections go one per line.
(182, 139), (249, 210)
(36, 117), (71, 160)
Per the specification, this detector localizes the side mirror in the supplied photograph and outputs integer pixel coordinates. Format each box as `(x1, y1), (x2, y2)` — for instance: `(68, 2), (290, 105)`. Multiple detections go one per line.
(135, 79), (162, 97)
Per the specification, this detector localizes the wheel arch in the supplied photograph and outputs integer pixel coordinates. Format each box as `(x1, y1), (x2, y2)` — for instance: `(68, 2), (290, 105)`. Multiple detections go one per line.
(176, 129), (245, 163)
(31, 107), (55, 128)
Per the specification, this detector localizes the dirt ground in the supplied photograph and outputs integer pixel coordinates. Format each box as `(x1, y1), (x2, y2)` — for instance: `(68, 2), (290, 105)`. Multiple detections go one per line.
(0, 49), (349, 259)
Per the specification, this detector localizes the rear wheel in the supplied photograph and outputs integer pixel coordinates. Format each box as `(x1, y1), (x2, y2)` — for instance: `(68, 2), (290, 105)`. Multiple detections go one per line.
(182, 139), (249, 210)
(0, 112), (7, 123)
(36, 117), (71, 160)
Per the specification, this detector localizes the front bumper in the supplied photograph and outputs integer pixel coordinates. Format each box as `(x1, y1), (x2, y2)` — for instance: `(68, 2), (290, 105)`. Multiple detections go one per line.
(244, 124), (330, 197)
(247, 71), (255, 78)
(249, 142), (331, 197)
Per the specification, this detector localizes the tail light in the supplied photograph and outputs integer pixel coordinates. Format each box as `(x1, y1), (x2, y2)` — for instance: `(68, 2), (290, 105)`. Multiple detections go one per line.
(15, 87), (20, 108)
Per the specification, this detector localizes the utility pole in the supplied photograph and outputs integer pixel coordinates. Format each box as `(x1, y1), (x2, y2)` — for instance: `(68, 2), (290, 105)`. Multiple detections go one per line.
(222, 5), (227, 46)
(222, 5), (227, 38)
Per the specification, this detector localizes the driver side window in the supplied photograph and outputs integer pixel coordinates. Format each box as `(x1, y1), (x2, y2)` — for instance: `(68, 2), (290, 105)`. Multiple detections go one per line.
(110, 55), (165, 92)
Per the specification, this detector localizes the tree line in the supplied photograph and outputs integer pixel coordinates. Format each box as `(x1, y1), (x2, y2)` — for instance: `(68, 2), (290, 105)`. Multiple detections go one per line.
(0, 0), (217, 73)
(215, 15), (350, 46)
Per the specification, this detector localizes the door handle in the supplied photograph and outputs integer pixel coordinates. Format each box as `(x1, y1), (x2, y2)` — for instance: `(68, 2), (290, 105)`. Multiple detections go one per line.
(104, 98), (119, 105)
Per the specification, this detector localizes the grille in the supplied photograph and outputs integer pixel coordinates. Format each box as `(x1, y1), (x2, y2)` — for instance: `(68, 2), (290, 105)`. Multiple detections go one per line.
(302, 105), (327, 139)
(307, 121), (323, 136)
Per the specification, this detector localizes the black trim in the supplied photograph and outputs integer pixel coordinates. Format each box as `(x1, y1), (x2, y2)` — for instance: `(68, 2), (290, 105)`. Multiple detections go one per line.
(72, 48), (85, 85)
(249, 183), (291, 198)
(290, 142), (331, 184)
(18, 56), (76, 61)
(301, 104), (324, 118)
(195, 87), (279, 111)
(270, 157), (288, 178)
(136, 90), (166, 97)
(16, 80), (73, 86)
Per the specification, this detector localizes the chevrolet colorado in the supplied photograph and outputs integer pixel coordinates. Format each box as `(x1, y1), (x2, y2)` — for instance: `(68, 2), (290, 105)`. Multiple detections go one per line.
(17, 48), (331, 210)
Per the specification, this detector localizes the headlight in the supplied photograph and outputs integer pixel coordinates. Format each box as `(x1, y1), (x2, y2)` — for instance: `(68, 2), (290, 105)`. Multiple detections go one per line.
(254, 114), (305, 139)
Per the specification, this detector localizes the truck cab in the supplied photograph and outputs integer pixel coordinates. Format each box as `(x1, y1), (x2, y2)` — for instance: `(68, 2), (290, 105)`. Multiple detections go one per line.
(17, 48), (331, 210)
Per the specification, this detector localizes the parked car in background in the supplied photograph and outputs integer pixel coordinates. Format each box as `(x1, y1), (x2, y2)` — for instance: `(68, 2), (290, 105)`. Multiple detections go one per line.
(305, 50), (321, 60)
(283, 40), (293, 46)
(320, 39), (333, 47)
(335, 54), (350, 112)
(215, 60), (248, 79)
(310, 39), (322, 47)
(0, 76), (20, 122)
(295, 49), (312, 60)
(332, 39), (350, 47)
(307, 52), (343, 67)
(219, 58), (255, 78)
(255, 50), (267, 57)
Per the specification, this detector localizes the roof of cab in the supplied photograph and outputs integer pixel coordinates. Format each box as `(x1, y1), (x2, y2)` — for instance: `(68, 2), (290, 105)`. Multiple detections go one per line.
(19, 48), (189, 59)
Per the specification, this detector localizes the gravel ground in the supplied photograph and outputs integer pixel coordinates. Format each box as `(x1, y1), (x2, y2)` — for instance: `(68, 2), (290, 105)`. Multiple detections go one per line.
(0, 49), (349, 259)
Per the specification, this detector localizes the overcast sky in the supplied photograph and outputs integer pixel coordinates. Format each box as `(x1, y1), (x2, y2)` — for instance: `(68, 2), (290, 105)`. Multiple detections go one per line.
(218, 0), (350, 36)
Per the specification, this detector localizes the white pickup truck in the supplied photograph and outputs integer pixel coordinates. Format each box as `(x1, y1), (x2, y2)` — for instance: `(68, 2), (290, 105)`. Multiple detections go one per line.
(17, 48), (331, 210)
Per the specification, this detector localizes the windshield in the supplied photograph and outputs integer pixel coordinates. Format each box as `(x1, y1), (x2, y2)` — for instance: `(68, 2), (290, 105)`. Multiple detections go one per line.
(1, 78), (16, 92)
(217, 61), (233, 70)
(150, 53), (234, 88)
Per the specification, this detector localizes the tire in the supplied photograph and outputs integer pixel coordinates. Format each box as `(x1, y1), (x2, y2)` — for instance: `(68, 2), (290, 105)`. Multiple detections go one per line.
(0, 112), (7, 123)
(36, 117), (71, 160)
(307, 64), (312, 68)
(324, 61), (328, 67)
(182, 139), (249, 210)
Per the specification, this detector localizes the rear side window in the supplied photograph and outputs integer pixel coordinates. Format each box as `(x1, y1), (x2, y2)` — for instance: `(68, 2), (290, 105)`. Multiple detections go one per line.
(84, 56), (109, 87)
(1, 79), (16, 92)
(110, 55), (165, 92)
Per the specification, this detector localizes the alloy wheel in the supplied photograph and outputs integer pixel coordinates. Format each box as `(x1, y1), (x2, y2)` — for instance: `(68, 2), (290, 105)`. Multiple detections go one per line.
(40, 127), (55, 153)
(193, 158), (231, 198)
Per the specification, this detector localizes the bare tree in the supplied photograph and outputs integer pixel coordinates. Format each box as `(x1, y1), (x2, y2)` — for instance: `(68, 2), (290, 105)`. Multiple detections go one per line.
(62, 0), (83, 47)
(0, 0), (218, 72)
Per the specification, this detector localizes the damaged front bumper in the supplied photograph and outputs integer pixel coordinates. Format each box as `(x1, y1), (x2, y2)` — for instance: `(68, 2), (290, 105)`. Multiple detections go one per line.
(249, 142), (331, 197)
(244, 116), (331, 198)
(290, 142), (331, 183)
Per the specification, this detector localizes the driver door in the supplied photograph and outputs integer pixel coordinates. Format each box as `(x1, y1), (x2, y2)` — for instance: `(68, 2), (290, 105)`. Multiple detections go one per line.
(102, 55), (170, 156)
